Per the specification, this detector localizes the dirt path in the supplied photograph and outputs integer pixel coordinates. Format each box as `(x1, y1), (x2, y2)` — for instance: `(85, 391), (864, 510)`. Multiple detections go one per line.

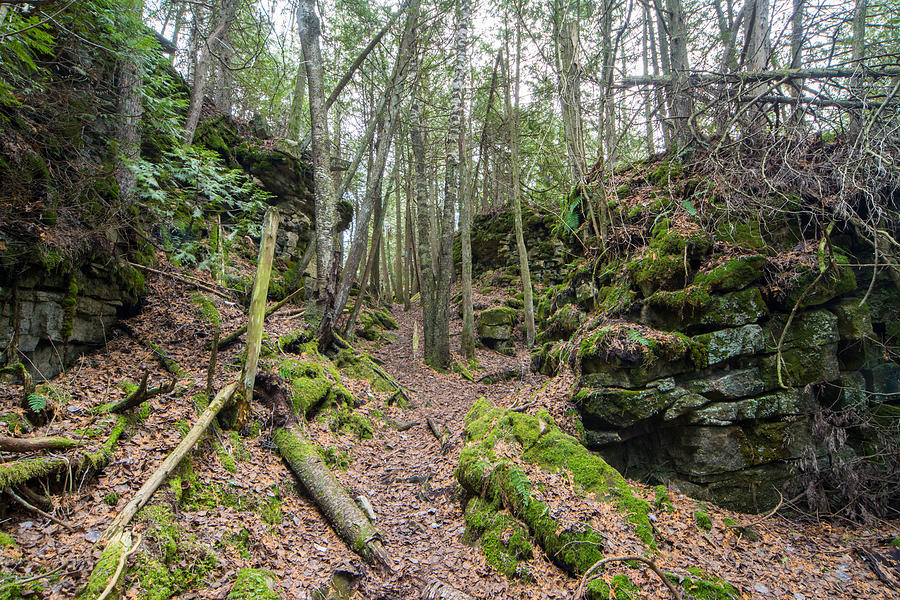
(0, 274), (580, 599)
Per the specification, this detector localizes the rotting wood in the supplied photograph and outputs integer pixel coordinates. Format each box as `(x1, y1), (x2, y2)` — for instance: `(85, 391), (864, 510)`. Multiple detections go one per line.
(421, 581), (475, 600)
(215, 287), (303, 350)
(237, 208), (280, 430)
(76, 530), (135, 600)
(96, 533), (142, 600)
(478, 366), (523, 384)
(395, 420), (420, 432)
(426, 417), (450, 449)
(127, 261), (238, 300)
(102, 381), (237, 541)
(0, 435), (80, 453)
(274, 422), (391, 569)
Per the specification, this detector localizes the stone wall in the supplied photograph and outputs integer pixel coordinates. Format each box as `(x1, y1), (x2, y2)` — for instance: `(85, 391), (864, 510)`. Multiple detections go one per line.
(533, 216), (900, 512)
(463, 205), (573, 285)
(1, 261), (143, 380)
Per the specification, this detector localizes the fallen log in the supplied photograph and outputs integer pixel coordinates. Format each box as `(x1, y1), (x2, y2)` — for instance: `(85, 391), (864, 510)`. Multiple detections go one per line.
(76, 530), (137, 600)
(216, 287), (302, 350)
(0, 435), (80, 453)
(274, 422), (390, 569)
(127, 261), (238, 300)
(427, 417), (450, 448)
(0, 417), (127, 490)
(103, 381), (237, 540)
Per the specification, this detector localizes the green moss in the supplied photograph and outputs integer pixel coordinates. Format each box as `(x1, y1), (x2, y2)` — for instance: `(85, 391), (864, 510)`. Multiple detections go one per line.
(191, 293), (221, 327)
(889, 537), (900, 548)
(227, 569), (279, 600)
(319, 445), (351, 470)
(716, 221), (766, 251)
(327, 406), (373, 439)
(627, 253), (687, 296)
(693, 255), (767, 292)
(103, 492), (121, 506)
(653, 485), (674, 513)
(610, 574), (639, 599)
(649, 160), (683, 186)
(695, 505), (712, 531)
(0, 531), (16, 548)
(133, 505), (218, 599)
(477, 306), (519, 327)
(335, 350), (393, 393)
(76, 536), (128, 599)
(669, 568), (739, 599)
(464, 497), (533, 580)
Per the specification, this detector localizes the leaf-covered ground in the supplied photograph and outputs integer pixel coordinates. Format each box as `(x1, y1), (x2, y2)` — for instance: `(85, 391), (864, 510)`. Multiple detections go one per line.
(1, 259), (898, 598)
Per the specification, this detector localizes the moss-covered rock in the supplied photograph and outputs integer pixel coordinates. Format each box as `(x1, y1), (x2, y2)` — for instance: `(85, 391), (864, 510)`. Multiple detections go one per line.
(227, 569), (279, 599)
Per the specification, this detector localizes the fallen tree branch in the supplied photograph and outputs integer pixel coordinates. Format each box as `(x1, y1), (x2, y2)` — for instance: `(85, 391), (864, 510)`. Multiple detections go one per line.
(97, 370), (176, 414)
(0, 435), (80, 453)
(426, 417), (450, 448)
(127, 261), (238, 300)
(216, 288), (303, 350)
(103, 381), (238, 541)
(574, 555), (683, 600)
(96, 533), (142, 600)
(4, 486), (75, 531)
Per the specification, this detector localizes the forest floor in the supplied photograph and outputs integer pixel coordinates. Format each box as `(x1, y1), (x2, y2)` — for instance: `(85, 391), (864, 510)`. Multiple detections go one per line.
(1, 260), (899, 599)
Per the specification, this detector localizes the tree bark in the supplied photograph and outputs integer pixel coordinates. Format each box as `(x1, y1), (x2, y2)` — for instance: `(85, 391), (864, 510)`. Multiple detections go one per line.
(0, 435), (79, 453)
(235, 209), (279, 429)
(274, 423), (390, 567)
(184, 15), (229, 145)
(114, 0), (143, 208)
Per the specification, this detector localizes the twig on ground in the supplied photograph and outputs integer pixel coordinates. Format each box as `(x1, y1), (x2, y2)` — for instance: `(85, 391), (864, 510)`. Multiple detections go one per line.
(4, 487), (75, 531)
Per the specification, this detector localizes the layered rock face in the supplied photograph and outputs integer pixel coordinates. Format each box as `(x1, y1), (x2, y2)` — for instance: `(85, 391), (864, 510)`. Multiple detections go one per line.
(195, 115), (351, 262)
(531, 215), (899, 512)
(0, 262), (143, 380)
(462, 205), (572, 285)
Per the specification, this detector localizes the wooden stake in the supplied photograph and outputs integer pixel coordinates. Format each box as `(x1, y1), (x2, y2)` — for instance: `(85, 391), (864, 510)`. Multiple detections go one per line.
(237, 208), (280, 429)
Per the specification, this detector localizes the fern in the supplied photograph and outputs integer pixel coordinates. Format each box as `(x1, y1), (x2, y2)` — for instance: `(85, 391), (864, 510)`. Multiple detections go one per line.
(27, 393), (47, 413)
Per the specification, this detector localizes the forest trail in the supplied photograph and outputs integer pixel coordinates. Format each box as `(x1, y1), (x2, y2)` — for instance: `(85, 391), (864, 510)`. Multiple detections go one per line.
(2, 271), (899, 600)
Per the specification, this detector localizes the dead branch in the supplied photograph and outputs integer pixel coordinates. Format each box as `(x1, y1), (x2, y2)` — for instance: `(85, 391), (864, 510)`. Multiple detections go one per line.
(4, 487), (74, 531)
(105, 370), (175, 414)
(427, 417), (450, 448)
(216, 287), (303, 350)
(0, 435), (80, 453)
(127, 261), (238, 300)
(96, 533), (142, 600)
(574, 555), (682, 600)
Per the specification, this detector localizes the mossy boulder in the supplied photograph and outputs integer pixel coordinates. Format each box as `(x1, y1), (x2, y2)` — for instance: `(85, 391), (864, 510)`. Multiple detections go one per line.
(692, 255), (767, 292)
(476, 306), (519, 353)
(642, 287), (769, 331)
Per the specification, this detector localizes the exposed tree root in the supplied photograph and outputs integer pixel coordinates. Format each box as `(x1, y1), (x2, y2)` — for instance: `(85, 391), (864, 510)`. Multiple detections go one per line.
(4, 486), (74, 531)
(76, 530), (136, 600)
(91, 369), (175, 414)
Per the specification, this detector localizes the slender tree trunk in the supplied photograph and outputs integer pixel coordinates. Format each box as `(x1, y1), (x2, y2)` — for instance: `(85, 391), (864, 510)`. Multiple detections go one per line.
(394, 156), (406, 305)
(287, 62), (307, 141)
(664, 0), (692, 151)
(115, 0), (144, 208)
(184, 9), (230, 145)
(504, 24), (535, 347)
(297, 0), (338, 345)
(212, 0), (237, 114)
(850, 0), (867, 137)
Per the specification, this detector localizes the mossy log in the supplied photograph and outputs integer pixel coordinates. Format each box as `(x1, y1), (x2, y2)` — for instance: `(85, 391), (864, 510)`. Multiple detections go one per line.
(273, 422), (390, 568)
(0, 435), (80, 453)
(0, 417), (127, 489)
(76, 530), (135, 600)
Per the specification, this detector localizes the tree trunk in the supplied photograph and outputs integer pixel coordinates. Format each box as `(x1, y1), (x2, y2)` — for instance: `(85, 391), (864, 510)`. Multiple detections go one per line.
(850, 0), (867, 137)
(184, 13), (229, 145)
(287, 62), (307, 141)
(504, 25), (535, 348)
(297, 0), (338, 344)
(115, 1), (143, 208)
(665, 0), (692, 151)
